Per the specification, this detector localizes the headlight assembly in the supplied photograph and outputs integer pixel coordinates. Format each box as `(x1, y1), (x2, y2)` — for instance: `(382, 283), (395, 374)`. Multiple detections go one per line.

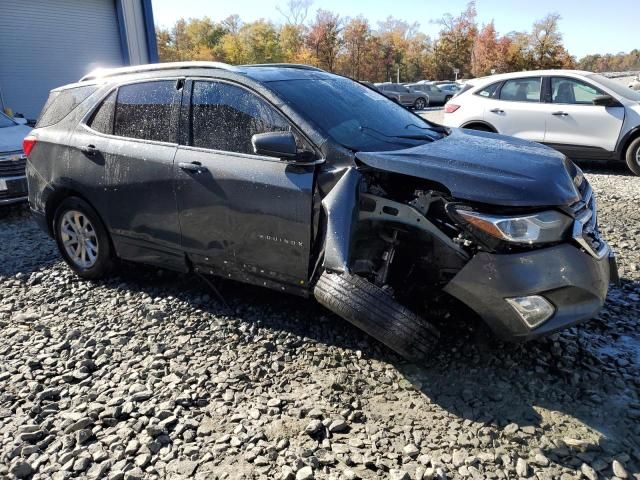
(454, 208), (572, 244)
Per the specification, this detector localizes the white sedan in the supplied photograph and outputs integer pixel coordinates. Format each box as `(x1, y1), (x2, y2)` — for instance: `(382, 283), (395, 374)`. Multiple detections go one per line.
(0, 111), (32, 205)
(441, 70), (640, 175)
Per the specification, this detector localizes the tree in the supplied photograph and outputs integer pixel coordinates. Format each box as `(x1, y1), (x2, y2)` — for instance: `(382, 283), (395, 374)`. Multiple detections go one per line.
(471, 21), (499, 76)
(342, 16), (370, 79)
(529, 13), (574, 69)
(434, 1), (478, 79)
(277, 0), (313, 25)
(307, 9), (342, 71)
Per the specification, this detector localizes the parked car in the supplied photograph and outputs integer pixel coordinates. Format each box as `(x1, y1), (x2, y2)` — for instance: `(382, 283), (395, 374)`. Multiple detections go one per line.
(405, 83), (453, 105)
(629, 76), (640, 91)
(441, 69), (640, 175)
(0, 111), (32, 205)
(437, 83), (462, 94)
(25, 62), (616, 361)
(374, 82), (428, 109)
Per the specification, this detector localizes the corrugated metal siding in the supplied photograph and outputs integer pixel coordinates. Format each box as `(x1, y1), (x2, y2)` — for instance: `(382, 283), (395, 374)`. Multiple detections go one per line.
(0, 0), (124, 118)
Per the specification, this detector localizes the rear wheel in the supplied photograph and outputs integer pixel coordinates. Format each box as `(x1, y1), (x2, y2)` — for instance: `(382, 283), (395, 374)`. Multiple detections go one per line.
(413, 97), (427, 110)
(625, 136), (640, 176)
(314, 271), (439, 363)
(54, 197), (113, 279)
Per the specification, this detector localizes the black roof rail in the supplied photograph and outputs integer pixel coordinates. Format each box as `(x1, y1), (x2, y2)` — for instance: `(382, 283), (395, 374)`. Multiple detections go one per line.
(239, 63), (325, 72)
(79, 61), (238, 82)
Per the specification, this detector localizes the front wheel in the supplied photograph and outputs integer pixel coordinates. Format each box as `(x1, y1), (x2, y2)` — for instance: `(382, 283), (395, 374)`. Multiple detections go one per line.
(625, 136), (640, 176)
(314, 271), (439, 362)
(54, 197), (113, 279)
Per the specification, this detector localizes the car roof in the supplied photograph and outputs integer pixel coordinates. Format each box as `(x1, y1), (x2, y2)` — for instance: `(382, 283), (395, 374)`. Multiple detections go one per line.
(471, 69), (595, 85)
(78, 61), (335, 84)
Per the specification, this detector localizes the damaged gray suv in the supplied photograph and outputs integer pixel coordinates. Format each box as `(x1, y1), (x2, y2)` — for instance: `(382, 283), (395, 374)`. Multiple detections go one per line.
(25, 62), (617, 361)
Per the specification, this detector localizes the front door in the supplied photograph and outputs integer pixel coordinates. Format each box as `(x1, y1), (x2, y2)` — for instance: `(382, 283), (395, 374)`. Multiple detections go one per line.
(543, 76), (624, 153)
(174, 80), (316, 291)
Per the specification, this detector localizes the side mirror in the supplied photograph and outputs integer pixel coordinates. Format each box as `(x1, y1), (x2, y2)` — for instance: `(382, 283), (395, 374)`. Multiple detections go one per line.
(252, 131), (298, 159)
(592, 94), (621, 107)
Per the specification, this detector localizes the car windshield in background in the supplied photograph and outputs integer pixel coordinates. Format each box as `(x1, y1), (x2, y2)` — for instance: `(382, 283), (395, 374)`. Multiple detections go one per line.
(0, 112), (16, 128)
(588, 74), (640, 101)
(268, 77), (443, 152)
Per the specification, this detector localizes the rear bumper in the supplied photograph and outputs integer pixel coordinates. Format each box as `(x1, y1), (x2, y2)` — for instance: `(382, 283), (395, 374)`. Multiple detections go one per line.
(444, 243), (614, 341)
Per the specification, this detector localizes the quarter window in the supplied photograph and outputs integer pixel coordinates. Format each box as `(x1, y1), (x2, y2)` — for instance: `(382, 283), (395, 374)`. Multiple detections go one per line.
(114, 81), (177, 142)
(499, 77), (542, 102)
(551, 77), (603, 104)
(190, 81), (291, 154)
(476, 82), (500, 98)
(88, 91), (116, 134)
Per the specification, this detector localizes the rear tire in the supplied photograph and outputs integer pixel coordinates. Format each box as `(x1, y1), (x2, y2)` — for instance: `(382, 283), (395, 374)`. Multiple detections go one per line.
(625, 136), (640, 176)
(53, 197), (113, 279)
(413, 97), (427, 110)
(314, 271), (439, 363)
(463, 123), (493, 133)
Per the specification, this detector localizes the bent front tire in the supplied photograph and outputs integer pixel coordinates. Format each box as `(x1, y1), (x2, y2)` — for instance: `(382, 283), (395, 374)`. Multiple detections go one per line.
(314, 271), (439, 362)
(53, 197), (113, 279)
(625, 136), (640, 176)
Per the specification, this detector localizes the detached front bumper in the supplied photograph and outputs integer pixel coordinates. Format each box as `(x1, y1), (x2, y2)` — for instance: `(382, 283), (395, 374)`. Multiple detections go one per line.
(444, 243), (615, 341)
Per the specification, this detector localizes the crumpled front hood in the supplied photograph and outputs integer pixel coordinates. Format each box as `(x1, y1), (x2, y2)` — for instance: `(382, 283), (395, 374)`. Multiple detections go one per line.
(356, 128), (581, 207)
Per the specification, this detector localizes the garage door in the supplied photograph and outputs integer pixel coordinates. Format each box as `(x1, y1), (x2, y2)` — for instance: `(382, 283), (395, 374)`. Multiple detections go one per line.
(0, 0), (124, 119)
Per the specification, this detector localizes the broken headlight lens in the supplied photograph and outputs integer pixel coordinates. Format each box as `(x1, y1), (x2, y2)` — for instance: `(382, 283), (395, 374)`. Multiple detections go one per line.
(455, 209), (572, 244)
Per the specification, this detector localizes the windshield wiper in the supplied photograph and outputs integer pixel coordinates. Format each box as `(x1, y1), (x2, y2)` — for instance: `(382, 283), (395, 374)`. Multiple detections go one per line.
(404, 122), (449, 135)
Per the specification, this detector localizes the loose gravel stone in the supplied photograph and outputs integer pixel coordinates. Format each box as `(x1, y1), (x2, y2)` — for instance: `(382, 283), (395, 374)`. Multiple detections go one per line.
(0, 170), (639, 479)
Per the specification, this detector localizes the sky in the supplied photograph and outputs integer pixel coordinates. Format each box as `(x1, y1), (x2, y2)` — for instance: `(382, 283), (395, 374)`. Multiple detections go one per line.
(151, 0), (637, 59)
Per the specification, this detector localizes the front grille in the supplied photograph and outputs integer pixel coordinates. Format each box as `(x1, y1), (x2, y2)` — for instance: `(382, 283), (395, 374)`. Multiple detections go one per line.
(570, 182), (608, 259)
(0, 153), (27, 177)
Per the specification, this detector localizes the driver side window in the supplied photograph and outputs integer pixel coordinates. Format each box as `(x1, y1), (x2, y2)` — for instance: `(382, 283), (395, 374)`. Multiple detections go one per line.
(190, 81), (293, 155)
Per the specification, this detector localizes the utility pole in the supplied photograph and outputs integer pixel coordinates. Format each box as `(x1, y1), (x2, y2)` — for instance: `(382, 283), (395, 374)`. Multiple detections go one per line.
(397, 67), (400, 84)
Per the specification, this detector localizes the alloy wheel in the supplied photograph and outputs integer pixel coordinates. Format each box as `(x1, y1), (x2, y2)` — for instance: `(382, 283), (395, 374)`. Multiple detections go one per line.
(60, 210), (99, 269)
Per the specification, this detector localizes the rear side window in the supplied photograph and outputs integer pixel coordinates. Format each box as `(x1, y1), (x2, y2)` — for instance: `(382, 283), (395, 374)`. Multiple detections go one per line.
(499, 77), (541, 102)
(475, 82), (500, 98)
(88, 91), (116, 134)
(190, 81), (290, 154)
(114, 81), (178, 143)
(36, 85), (97, 128)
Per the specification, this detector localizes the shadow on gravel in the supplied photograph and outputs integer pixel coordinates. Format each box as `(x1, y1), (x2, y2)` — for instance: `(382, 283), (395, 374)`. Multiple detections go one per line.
(94, 262), (639, 475)
(578, 160), (634, 176)
(0, 204), (60, 278)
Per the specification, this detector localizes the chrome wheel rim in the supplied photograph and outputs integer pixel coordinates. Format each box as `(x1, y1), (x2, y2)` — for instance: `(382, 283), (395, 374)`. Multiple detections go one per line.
(60, 210), (99, 269)
(636, 147), (640, 166)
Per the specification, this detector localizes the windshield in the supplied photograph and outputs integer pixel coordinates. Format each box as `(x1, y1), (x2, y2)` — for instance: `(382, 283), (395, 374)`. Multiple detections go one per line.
(588, 74), (640, 102)
(0, 112), (16, 128)
(268, 77), (444, 152)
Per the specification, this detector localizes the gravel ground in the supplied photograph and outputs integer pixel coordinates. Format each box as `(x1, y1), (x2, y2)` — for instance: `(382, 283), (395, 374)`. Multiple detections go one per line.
(0, 169), (639, 480)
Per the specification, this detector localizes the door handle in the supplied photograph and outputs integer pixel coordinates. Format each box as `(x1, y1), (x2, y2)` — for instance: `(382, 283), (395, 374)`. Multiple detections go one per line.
(179, 161), (207, 173)
(552, 111), (569, 116)
(489, 108), (504, 114)
(79, 144), (97, 156)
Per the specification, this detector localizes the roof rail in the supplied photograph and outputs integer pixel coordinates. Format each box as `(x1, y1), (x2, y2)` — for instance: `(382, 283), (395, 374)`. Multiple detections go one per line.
(79, 61), (238, 82)
(240, 63), (325, 72)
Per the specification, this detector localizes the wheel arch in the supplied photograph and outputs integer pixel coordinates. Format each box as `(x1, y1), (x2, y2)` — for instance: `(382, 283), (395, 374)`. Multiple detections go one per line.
(45, 188), (107, 239)
(617, 126), (640, 161)
(460, 120), (498, 133)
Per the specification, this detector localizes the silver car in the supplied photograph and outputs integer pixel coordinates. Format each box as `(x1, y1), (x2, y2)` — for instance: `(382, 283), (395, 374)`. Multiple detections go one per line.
(374, 83), (428, 109)
(406, 83), (454, 105)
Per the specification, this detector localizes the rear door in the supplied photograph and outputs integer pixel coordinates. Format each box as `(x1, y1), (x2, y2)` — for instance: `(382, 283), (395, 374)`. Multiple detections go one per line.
(174, 79), (316, 291)
(542, 76), (624, 153)
(485, 76), (546, 141)
(75, 79), (185, 270)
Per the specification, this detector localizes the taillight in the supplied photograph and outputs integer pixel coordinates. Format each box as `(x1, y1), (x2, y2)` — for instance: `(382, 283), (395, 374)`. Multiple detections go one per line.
(444, 104), (460, 114)
(23, 135), (37, 156)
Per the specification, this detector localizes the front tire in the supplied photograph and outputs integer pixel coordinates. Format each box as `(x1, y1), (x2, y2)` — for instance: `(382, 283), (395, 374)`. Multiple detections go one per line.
(625, 136), (640, 176)
(314, 271), (439, 362)
(54, 197), (113, 279)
